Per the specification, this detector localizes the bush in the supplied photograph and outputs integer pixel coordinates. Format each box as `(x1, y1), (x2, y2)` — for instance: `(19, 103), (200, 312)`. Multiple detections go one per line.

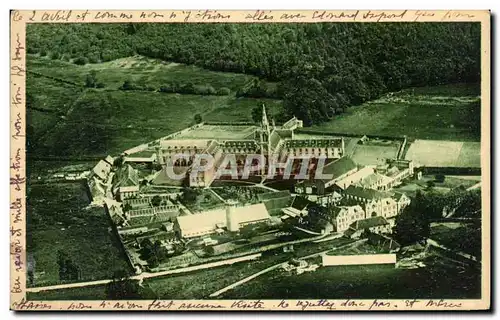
(88, 53), (99, 64)
(216, 87), (231, 95)
(73, 56), (89, 65)
(435, 174), (446, 183)
(194, 114), (203, 124)
(39, 49), (47, 57)
(49, 51), (60, 60)
(61, 53), (71, 62)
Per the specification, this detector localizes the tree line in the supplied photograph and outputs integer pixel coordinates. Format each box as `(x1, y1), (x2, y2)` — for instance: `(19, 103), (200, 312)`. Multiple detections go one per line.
(27, 22), (480, 125)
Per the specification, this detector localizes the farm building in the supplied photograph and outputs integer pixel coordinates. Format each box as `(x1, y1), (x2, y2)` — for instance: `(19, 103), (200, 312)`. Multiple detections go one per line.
(92, 159), (112, 181)
(344, 216), (391, 239)
(322, 253), (396, 266)
(342, 186), (399, 220)
(174, 202), (271, 238)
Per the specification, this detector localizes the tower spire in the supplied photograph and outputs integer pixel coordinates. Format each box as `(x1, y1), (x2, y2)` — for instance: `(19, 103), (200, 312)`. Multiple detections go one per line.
(262, 104), (269, 128)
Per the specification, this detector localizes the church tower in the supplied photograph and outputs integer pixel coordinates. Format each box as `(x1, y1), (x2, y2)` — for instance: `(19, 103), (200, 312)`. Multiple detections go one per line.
(260, 104), (271, 176)
(261, 104), (270, 137)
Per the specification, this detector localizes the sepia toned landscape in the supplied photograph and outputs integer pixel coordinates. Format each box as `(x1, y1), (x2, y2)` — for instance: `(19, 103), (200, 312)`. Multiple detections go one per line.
(19, 18), (484, 306)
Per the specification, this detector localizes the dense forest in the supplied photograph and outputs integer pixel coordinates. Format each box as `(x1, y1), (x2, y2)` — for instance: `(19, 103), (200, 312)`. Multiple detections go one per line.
(27, 23), (481, 125)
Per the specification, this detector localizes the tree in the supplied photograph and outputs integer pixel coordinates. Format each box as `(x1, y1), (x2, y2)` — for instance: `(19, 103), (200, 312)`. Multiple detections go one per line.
(194, 114), (203, 124)
(393, 191), (431, 245)
(426, 180), (435, 190)
(105, 270), (141, 299)
(73, 56), (88, 65)
(113, 156), (124, 168)
(151, 195), (162, 207)
(85, 71), (98, 88)
(251, 105), (262, 123)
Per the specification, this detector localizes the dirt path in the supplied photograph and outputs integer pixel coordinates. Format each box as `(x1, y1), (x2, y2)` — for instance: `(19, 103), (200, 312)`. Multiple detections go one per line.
(209, 239), (366, 298)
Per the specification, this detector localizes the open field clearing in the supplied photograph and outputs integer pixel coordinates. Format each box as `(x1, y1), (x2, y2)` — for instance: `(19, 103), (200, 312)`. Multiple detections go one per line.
(176, 125), (257, 140)
(27, 182), (130, 287)
(28, 55), (258, 92)
(405, 140), (480, 167)
(351, 143), (400, 166)
(27, 65), (283, 158)
(430, 222), (481, 258)
(311, 84), (480, 142)
(223, 254), (480, 299)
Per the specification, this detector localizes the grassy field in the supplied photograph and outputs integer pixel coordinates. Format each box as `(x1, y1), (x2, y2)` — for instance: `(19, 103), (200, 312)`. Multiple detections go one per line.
(405, 140), (481, 167)
(312, 83), (481, 142)
(351, 143), (400, 166)
(430, 222), (481, 258)
(27, 182), (130, 287)
(223, 254), (481, 299)
(28, 55), (257, 92)
(27, 56), (283, 158)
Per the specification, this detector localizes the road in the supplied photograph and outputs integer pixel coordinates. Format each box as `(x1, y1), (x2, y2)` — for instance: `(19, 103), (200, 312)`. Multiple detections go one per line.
(27, 253), (262, 293)
(427, 238), (478, 262)
(467, 182), (481, 191)
(209, 239), (366, 298)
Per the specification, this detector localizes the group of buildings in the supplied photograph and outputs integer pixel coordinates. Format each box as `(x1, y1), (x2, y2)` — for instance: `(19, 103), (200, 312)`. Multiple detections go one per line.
(87, 106), (415, 252)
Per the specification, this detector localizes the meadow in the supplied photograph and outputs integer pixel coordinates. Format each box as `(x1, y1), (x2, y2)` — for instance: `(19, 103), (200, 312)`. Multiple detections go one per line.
(27, 55), (283, 159)
(27, 181), (130, 287)
(312, 83), (481, 142)
(28, 55), (256, 92)
(405, 140), (481, 167)
(223, 255), (481, 300)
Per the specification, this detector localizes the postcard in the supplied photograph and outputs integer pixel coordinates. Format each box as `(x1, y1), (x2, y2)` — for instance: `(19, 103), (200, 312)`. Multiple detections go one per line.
(10, 9), (490, 311)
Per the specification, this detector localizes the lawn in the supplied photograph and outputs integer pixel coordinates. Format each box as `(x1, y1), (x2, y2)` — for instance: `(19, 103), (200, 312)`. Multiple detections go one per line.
(351, 143), (400, 166)
(28, 54), (257, 92)
(223, 254), (480, 299)
(404, 140), (481, 167)
(203, 97), (283, 122)
(311, 83), (481, 142)
(27, 182), (130, 287)
(430, 222), (481, 258)
(27, 67), (283, 158)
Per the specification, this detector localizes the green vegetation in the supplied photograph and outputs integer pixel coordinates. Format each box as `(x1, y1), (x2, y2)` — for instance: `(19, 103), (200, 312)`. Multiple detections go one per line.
(27, 57), (284, 158)
(27, 182), (130, 287)
(311, 83), (481, 141)
(27, 23), (480, 126)
(430, 222), (481, 258)
(394, 188), (482, 245)
(224, 255), (480, 299)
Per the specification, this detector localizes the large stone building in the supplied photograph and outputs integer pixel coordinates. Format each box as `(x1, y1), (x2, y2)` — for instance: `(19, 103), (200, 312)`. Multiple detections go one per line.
(152, 106), (346, 187)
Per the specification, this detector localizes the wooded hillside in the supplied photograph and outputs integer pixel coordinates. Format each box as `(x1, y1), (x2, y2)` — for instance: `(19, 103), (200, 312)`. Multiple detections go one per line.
(27, 23), (481, 125)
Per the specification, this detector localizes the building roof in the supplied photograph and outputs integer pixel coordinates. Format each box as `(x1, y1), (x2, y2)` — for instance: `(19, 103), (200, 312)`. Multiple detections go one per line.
(285, 138), (343, 149)
(281, 207), (304, 218)
(335, 166), (375, 189)
(328, 204), (363, 219)
(92, 160), (112, 181)
(269, 130), (282, 151)
(176, 203), (270, 235)
(223, 140), (258, 151)
(344, 185), (393, 200)
(391, 191), (409, 202)
(104, 155), (114, 165)
(113, 164), (139, 192)
(328, 206), (344, 219)
(160, 139), (211, 150)
(119, 186), (140, 193)
(290, 196), (315, 211)
(351, 216), (389, 230)
(320, 157), (357, 182)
